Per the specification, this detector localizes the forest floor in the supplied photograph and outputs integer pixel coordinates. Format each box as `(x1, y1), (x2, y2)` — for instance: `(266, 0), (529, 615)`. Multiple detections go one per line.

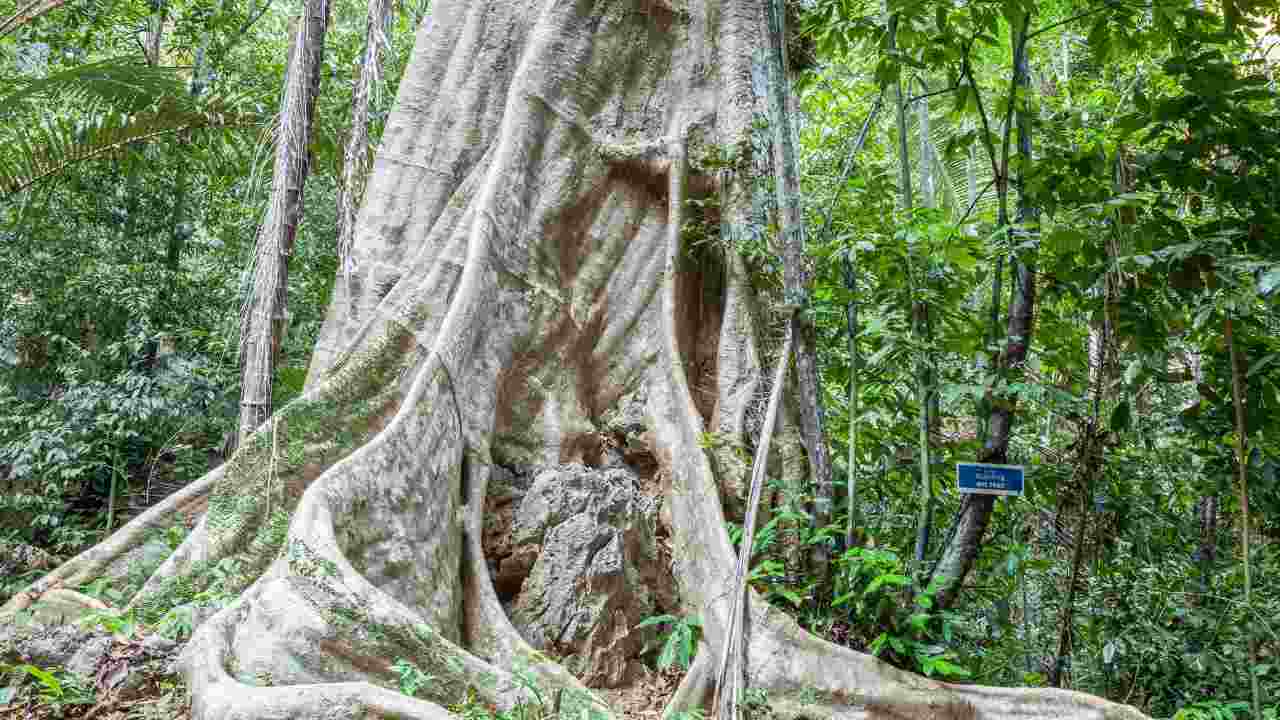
(0, 605), (689, 720)
(0, 629), (190, 720)
(597, 667), (684, 720)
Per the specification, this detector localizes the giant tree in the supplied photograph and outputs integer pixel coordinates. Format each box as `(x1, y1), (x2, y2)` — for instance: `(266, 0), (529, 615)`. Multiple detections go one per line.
(4, 2), (1151, 719)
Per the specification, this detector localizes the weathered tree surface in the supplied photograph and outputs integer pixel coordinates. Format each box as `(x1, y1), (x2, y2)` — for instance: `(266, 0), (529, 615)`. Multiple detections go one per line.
(4, 2), (1150, 719)
(238, 0), (330, 442)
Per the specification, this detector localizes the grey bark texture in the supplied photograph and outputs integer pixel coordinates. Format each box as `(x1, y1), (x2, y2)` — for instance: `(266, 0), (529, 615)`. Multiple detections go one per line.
(238, 0), (330, 442)
(335, 0), (393, 280)
(761, 0), (834, 599)
(505, 465), (671, 689)
(5, 3), (1150, 719)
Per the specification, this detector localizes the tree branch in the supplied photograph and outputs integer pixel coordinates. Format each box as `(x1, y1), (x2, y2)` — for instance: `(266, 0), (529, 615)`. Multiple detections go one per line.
(907, 84), (961, 104)
(1028, 1), (1123, 40)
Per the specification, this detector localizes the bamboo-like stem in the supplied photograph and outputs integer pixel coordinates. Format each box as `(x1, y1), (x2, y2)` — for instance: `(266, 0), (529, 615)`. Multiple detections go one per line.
(844, 250), (860, 548)
(1225, 317), (1260, 718)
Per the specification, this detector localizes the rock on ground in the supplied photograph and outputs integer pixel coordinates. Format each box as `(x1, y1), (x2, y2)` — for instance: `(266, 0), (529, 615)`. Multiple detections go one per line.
(484, 463), (675, 688)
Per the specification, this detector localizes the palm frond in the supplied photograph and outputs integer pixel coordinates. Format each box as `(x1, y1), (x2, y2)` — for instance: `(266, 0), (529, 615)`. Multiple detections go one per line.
(0, 58), (193, 114)
(0, 90), (265, 197)
(900, 97), (999, 223)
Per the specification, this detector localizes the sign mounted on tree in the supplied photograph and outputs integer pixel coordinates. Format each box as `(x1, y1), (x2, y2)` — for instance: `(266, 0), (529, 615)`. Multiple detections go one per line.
(957, 463), (1025, 496)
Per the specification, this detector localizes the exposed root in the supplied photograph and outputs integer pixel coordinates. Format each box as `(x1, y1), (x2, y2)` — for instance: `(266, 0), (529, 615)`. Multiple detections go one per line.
(661, 642), (714, 719)
(1, 465), (224, 615)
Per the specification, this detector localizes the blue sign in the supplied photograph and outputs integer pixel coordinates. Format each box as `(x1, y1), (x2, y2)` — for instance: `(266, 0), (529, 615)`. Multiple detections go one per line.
(957, 463), (1025, 496)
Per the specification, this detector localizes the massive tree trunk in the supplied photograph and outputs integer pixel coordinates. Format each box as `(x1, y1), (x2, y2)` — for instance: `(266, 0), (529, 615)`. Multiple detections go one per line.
(4, 3), (1148, 719)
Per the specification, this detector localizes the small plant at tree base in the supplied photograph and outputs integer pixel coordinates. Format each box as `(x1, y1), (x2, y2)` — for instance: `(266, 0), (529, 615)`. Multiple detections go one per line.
(78, 576), (125, 606)
(391, 658), (435, 698)
(833, 548), (970, 680)
(76, 607), (139, 640)
(636, 613), (702, 671)
(156, 603), (196, 640)
(0, 662), (95, 710)
(742, 687), (772, 719)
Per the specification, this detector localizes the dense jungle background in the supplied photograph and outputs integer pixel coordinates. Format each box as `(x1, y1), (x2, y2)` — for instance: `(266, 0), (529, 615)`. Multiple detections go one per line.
(0, 0), (1277, 717)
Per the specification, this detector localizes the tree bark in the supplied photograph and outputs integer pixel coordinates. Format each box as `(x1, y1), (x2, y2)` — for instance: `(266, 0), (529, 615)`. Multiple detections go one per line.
(237, 0), (330, 443)
(144, 0), (166, 67)
(6, 4), (1149, 720)
(335, 0), (393, 280)
(917, 81), (934, 209)
(715, 328), (793, 720)
(888, 12), (912, 211)
(762, 0), (834, 600)
(929, 13), (1037, 613)
(844, 248), (861, 547)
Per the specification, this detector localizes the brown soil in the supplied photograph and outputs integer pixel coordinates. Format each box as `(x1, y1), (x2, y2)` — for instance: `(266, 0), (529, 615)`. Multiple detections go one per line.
(598, 667), (684, 720)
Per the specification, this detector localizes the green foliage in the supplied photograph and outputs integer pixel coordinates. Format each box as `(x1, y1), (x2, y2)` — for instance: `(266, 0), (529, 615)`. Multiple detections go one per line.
(1171, 700), (1252, 720)
(77, 607), (140, 639)
(0, 662), (95, 710)
(0, 344), (225, 554)
(636, 613), (703, 671)
(392, 658), (436, 698)
(0, 57), (264, 197)
(833, 548), (970, 679)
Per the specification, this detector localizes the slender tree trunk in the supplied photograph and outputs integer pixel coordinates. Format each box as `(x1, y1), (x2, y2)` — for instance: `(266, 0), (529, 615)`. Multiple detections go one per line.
(237, 0), (330, 443)
(715, 328), (794, 720)
(189, 0), (226, 99)
(1225, 317), (1261, 718)
(762, 0), (834, 600)
(912, 298), (933, 566)
(888, 13), (912, 211)
(144, 0), (166, 66)
(336, 0), (393, 276)
(1047, 482), (1090, 688)
(929, 13), (1036, 612)
(966, 141), (978, 236)
(825, 98), (881, 551)
(1048, 327), (1107, 687)
(844, 249), (860, 547)
(913, 83), (938, 566)
(917, 81), (934, 209)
